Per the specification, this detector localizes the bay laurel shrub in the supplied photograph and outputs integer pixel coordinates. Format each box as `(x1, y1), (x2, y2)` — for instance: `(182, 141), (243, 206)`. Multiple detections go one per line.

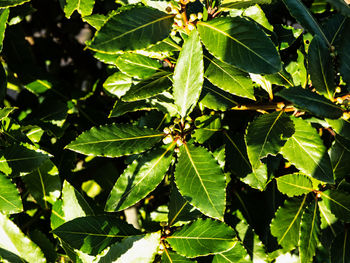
(0, 0), (350, 262)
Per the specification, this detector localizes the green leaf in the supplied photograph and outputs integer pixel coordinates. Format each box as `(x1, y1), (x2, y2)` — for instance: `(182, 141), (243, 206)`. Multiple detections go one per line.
(166, 219), (236, 258)
(330, 229), (350, 263)
(0, 8), (9, 52)
(308, 35), (335, 99)
(277, 86), (343, 119)
(115, 53), (162, 79)
(174, 144), (226, 220)
(329, 135), (350, 181)
(246, 111), (294, 169)
(321, 189), (350, 223)
(173, 29), (203, 117)
(325, 0), (350, 18)
(204, 57), (255, 100)
(271, 196), (307, 251)
(199, 84), (237, 111)
(66, 124), (164, 157)
(212, 241), (251, 263)
(192, 114), (221, 144)
(0, 0), (30, 8)
(105, 144), (174, 212)
(327, 118), (350, 140)
(0, 213), (45, 262)
(220, 0), (271, 11)
(52, 215), (140, 255)
(0, 63), (7, 104)
(286, 50), (307, 88)
(281, 117), (334, 183)
(168, 185), (201, 227)
(22, 159), (61, 209)
(82, 14), (108, 30)
(0, 107), (16, 120)
(197, 17), (281, 74)
(276, 174), (313, 197)
(318, 199), (338, 231)
(240, 163), (268, 191)
(88, 7), (174, 53)
(122, 71), (172, 102)
(161, 250), (194, 263)
(275, 24), (303, 50)
(282, 0), (330, 46)
(97, 232), (161, 263)
(299, 199), (321, 263)
(64, 0), (94, 18)
(338, 20), (350, 85)
(0, 144), (51, 177)
(240, 4), (274, 31)
(0, 173), (23, 214)
(29, 230), (57, 263)
(103, 72), (133, 98)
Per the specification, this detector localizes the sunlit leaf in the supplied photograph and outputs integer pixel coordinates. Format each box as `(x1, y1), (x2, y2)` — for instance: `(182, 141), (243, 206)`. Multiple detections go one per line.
(0, 173), (22, 214)
(276, 173), (313, 197)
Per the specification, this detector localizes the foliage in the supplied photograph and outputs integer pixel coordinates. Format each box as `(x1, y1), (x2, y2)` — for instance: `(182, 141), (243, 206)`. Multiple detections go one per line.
(0, 0), (350, 262)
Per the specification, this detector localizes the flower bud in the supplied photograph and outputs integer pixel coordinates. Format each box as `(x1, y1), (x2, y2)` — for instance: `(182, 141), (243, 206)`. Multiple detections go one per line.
(176, 139), (183, 147)
(187, 23), (195, 31)
(163, 127), (171, 134)
(184, 123), (191, 130)
(189, 14), (197, 22)
(163, 135), (173, 144)
(197, 12), (203, 20)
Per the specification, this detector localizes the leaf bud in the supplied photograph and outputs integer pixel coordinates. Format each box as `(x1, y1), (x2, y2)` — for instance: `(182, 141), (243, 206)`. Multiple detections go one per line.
(163, 135), (173, 144)
(335, 87), (341, 93)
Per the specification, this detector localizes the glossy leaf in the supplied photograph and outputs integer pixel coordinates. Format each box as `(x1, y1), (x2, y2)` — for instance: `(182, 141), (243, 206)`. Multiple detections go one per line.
(308, 35), (335, 99)
(0, 0), (30, 7)
(173, 29), (203, 117)
(0, 213), (45, 262)
(330, 229), (350, 263)
(329, 135), (350, 180)
(88, 7), (174, 53)
(22, 159), (61, 209)
(326, 0), (350, 17)
(285, 50), (307, 88)
(0, 173), (23, 214)
(281, 117), (334, 183)
(0, 8), (9, 52)
(98, 232), (160, 263)
(199, 84), (237, 111)
(327, 118), (350, 140)
(241, 163), (268, 190)
(321, 189), (350, 222)
(103, 72), (133, 98)
(197, 17), (281, 74)
(122, 71), (172, 102)
(105, 144), (174, 212)
(174, 144), (226, 220)
(282, 0), (330, 46)
(166, 219), (236, 258)
(52, 215), (140, 255)
(82, 14), (108, 30)
(246, 111), (294, 169)
(64, 0), (94, 18)
(277, 86), (343, 119)
(161, 250), (194, 263)
(115, 53), (161, 79)
(66, 124), (163, 157)
(0, 144), (51, 177)
(338, 20), (350, 85)
(276, 174), (313, 197)
(299, 200), (321, 263)
(0, 63), (6, 104)
(212, 241), (251, 263)
(271, 196), (307, 251)
(220, 0), (271, 11)
(204, 57), (255, 100)
(0, 107), (16, 120)
(192, 114), (221, 144)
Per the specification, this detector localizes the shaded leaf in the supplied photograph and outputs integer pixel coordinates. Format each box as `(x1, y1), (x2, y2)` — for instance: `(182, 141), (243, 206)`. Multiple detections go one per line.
(282, 0), (330, 46)
(330, 229), (350, 263)
(88, 7), (174, 53)
(0, 144), (51, 177)
(0, 172), (23, 214)
(173, 29), (203, 117)
(0, 213), (45, 262)
(212, 241), (251, 263)
(338, 20), (350, 85)
(281, 117), (334, 183)
(308, 35), (335, 99)
(240, 163), (268, 191)
(321, 189), (350, 223)
(199, 84), (237, 111)
(0, 0), (30, 8)
(66, 124), (163, 157)
(192, 114), (221, 144)
(174, 144), (226, 220)
(275, 24), (303, 50)
(22, 159), (61, 209)
(29, 230), (57, 263)
(197, 17), (281, 74)
(122, 71), (172, 102)
(0, 63), (7, 105)
(0, 107), (16, 120)
(220, 0), (271, 11)
(64, 0), (94, 18)
(327, 118), (350, 140)
(115, 53), (162, 79)
(105, 144), (174, 212)
(276, 174), (313, 197)
(329, 135), (350, 181)
(98, 232), (160, 263)
(277, 86), (343, 119)
(271, 196), (307, 251)
(326, 0), (350, 18)
(246, 111), (294, 169)
(299, 199), (321, 263)
(285, 50), (307, 88)
(204, 57), (255, 100)
(166, 219), (236, 258)
(52, 215), (140, 255)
